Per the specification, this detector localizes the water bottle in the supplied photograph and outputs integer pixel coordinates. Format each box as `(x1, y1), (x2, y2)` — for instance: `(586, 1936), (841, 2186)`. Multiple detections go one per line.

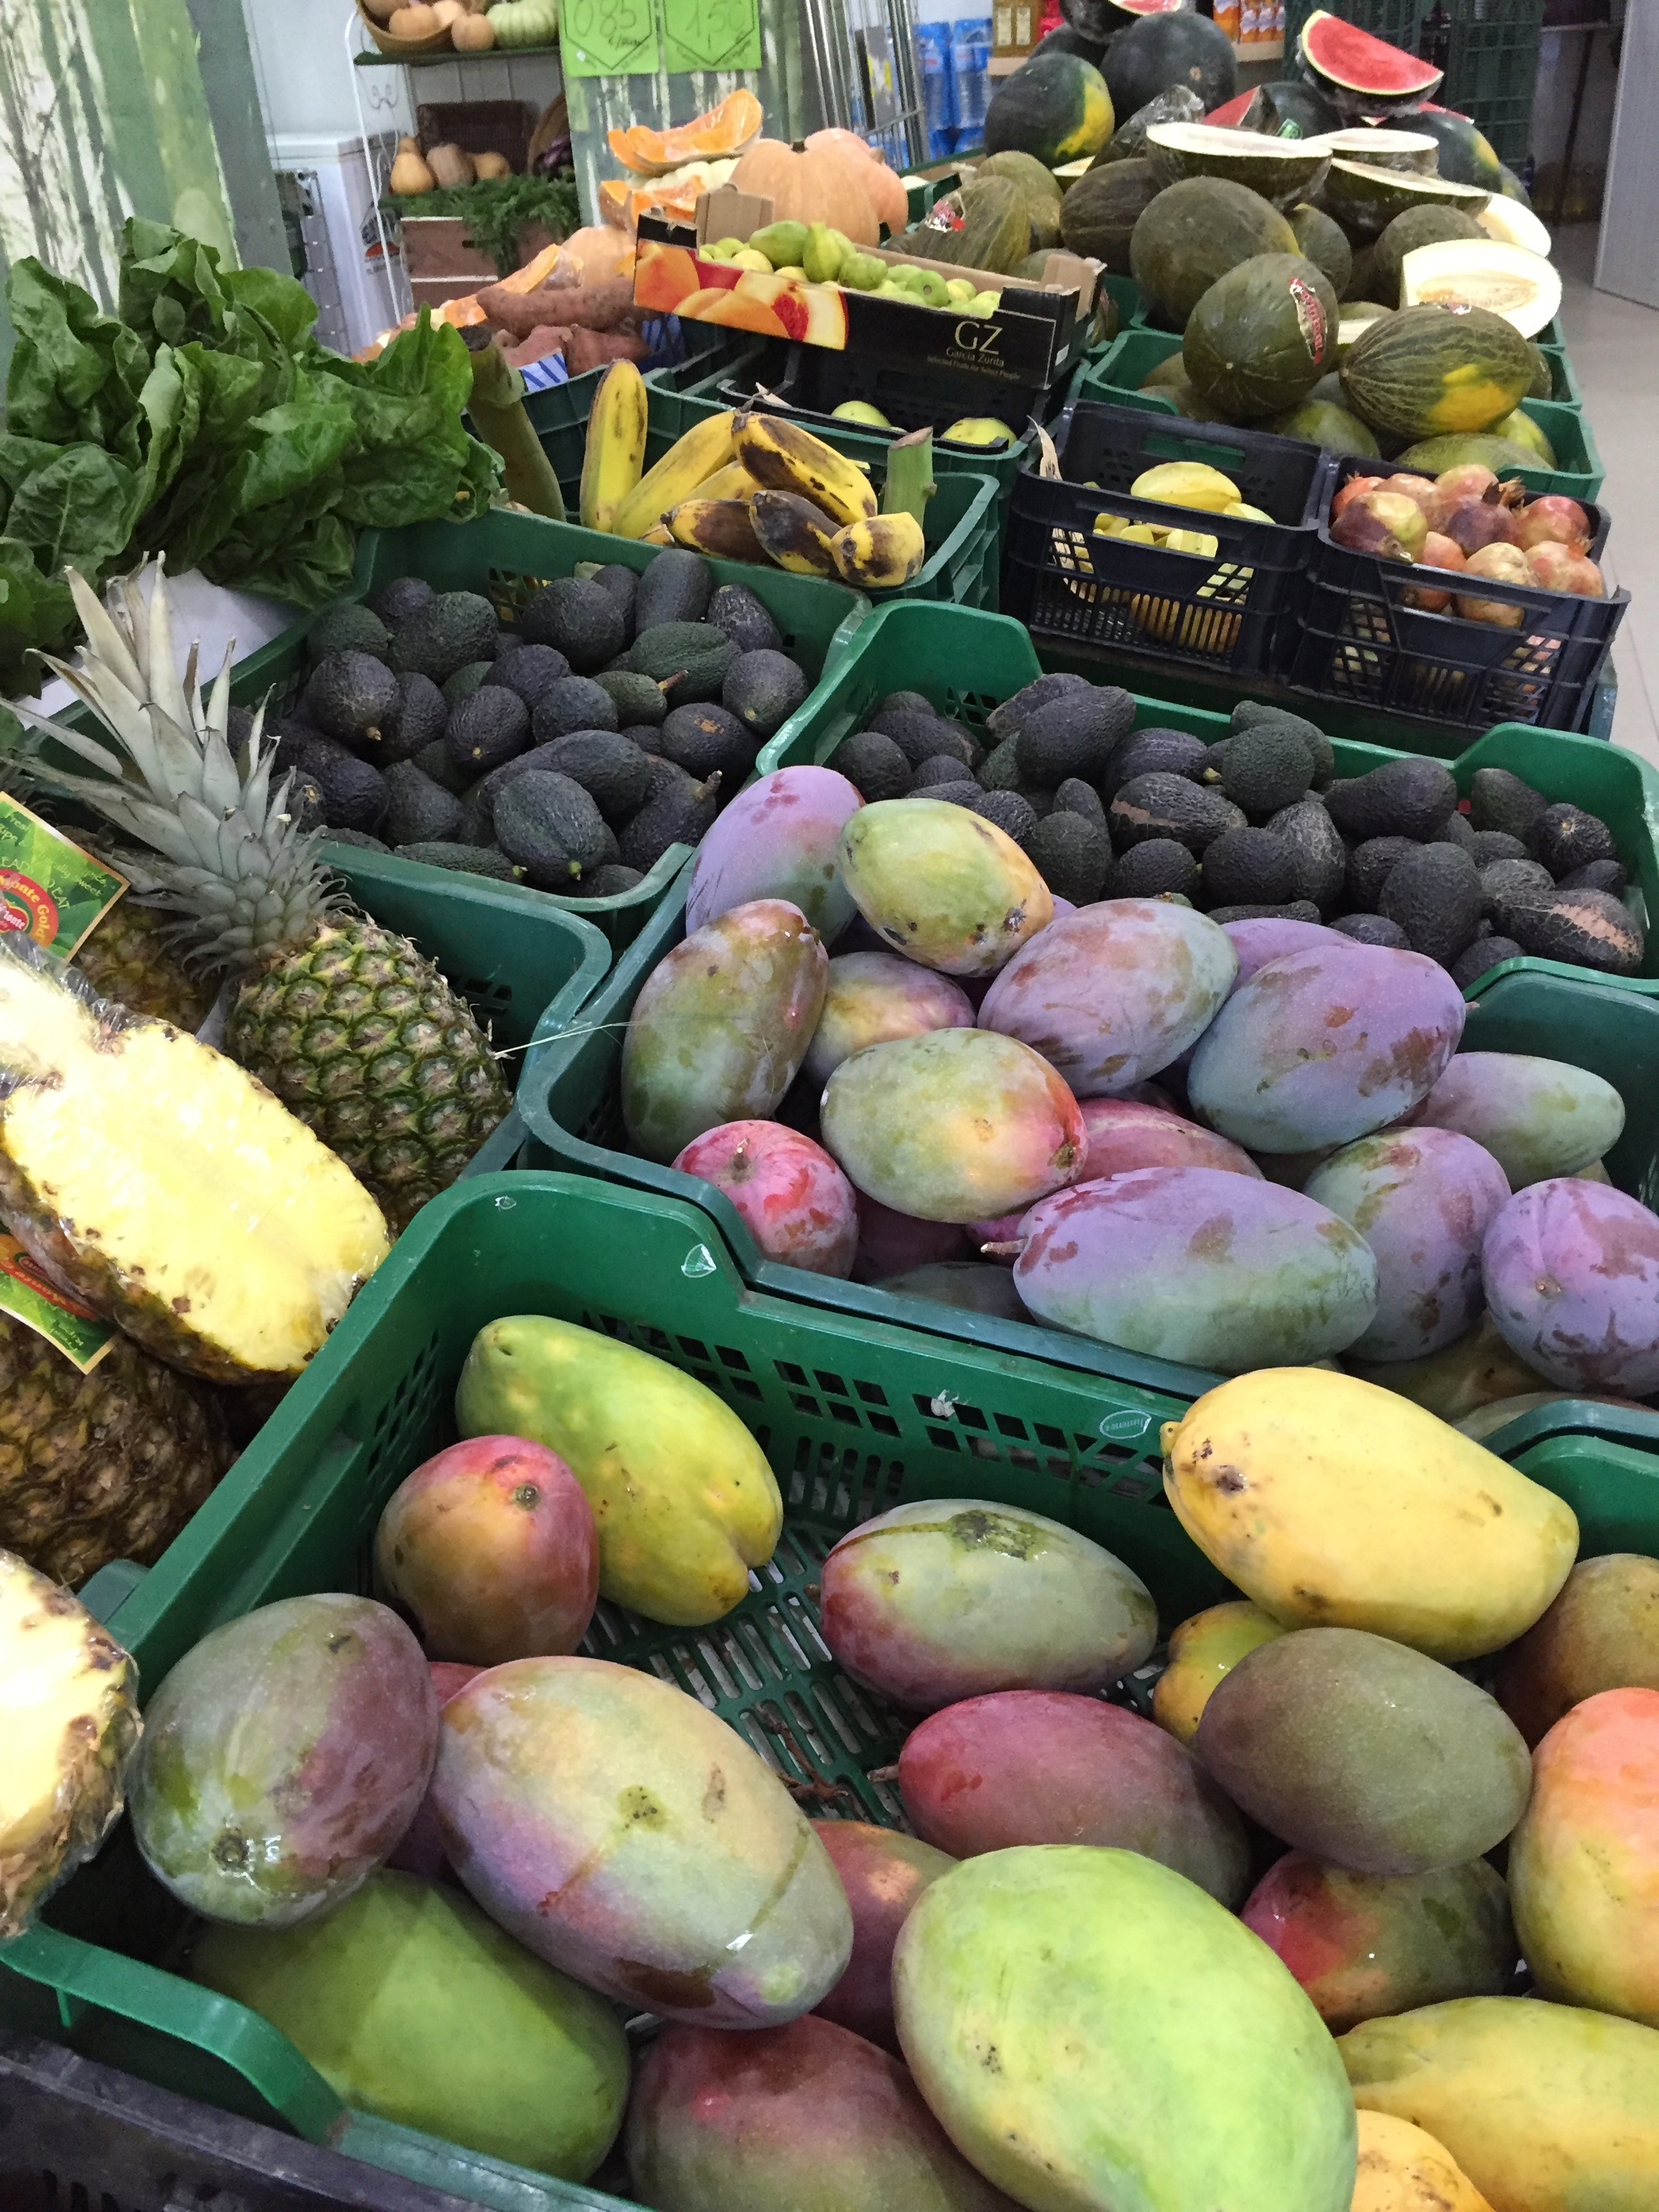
(914, 20), (957, 164)
(950, 18), (992, 155)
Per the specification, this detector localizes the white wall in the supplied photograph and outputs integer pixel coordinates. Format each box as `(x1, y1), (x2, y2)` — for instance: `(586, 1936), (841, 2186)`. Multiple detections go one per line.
(241, 0), (382, 146)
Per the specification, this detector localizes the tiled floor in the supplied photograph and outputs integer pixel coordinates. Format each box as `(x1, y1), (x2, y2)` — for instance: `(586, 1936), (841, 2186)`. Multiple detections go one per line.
(1555, 224), (1658, 762)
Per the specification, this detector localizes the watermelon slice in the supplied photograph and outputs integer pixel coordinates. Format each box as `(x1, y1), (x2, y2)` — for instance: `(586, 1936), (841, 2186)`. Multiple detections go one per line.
(1299, 9), (1443, 107)
(1059, 0), (1180, 39)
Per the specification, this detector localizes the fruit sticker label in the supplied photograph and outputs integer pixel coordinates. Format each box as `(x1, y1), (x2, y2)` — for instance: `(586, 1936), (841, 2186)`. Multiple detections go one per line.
(1288, 275), (1330, 365)
(0, 1228), (116, 1372)
(0, 796), (127, 959)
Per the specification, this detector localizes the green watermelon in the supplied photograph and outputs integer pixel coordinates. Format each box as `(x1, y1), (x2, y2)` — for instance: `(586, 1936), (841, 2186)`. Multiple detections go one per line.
(1340, 302), (1532, 443)
(1103, 12), (1236, 117)
(1060, 159), (1162, 274)
(1130, 175), (1297, 327)
(984, 54), (1115, 168)
(1183, 251), (1338, 418)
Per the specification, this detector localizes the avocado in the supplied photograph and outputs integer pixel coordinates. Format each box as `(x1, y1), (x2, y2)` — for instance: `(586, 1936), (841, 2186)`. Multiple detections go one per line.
(1431, 810), (1476, 850)
(380, 672), (447, 765)
(1109, 773), (1246, 854)
(723, 649), (809, 741)
(321, 828), (391, 853)
(1510, 886), (1644, 975)
(633, 546), (716, 632)
(705, 583), (782, 655)
(518, 578), (628, 673)
(1347, 836), (1417, 912)
(829, 730), (911, 800)
(305, 651), (401, 750)
(1467, 766), (1547, 844)
(1532, 802), (1616, 878)
(1378, 843), (1482, 966)
(1027, 810), (1112, 903)
(531, 676), (620, 744)
(588, 565), (640, 626)
(1229, 703), (1335, 789)
(1467, 830), (1529, 869)
(874, 706), (978, 771)
(1019, 787), (1057, 819)
(1015, 685), (1135, 787)
(388, 592), (499, 684)
(539, 732), (654, 822)
(446, 688), (529, 777)
(1219, 724), (1315, 819)
(411, 739), (470, 796)
(914, 753), (976, 788)
(442, 661), (492, 708)
(625, 621), (739, 703)
(1557, 857), (1627, 898)
(1266, 799), (1347, 914)
(486, 644), (572, 710)
(985, 672), (1091, 740)
(281, 733), (387, 834)
(396, 842), (525, 882)
(1202, 827), (1298, 910)
(494, 771), (617, 888)
(1328, 912), (1411, 949)
(1200, 738), (1233, 783)
(874, 691), (936, 722)
(456, 787), (494, 847)
(1103, 726), (1208, 798)
(619, 758), (724, 872)
(1479, 857), (1555, 936)
(1109, 839), (1200, 899)
(977, 735), (1025, 792)
(1324, 756), (1457, 842)
(658, 701), (755, 781)
(306, 602), (390, 665)
(370, 575), (434, 630)
(930, 785), (1038, 848)
(1450, 935), (1522, 988)
(1206, 901), (1324, 926)
(583, 863), (647, 899)
(594, 670), (670, 728)
(1054, 777), (1106, 826)
(383, 761), (466, 848)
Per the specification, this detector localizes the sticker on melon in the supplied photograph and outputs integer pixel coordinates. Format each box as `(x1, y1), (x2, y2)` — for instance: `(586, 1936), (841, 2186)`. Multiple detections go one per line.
(1298, 8), (1443, 106)
(1143, 123), (1331, 208)
(1400, 240), (1562, 340)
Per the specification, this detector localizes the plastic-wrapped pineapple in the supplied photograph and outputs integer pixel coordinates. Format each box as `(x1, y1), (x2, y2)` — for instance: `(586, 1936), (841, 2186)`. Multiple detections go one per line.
(0, 1548), (139, 1938)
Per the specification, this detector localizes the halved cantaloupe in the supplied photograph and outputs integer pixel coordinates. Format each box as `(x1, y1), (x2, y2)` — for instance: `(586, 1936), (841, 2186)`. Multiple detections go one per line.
(607, 89), (762, 178)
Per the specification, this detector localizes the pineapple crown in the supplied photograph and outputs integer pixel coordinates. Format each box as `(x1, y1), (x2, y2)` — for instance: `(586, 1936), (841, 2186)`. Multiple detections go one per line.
(8, 561), (341, 973)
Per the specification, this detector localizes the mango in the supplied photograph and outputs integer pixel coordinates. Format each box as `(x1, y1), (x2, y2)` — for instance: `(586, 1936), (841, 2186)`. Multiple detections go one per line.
(838, 798), (1052, 976)
(1223, 914), (1343, 980)
(1195, 1628), (1532, 1876)
(432, 1657), (851, 2025)
(373, 1436), (597, 1666)
(821, 1028), (1086, 1224)
(622, 898), (828, 1163)
(1508, 1685), (1659, 2024)
(852, 1190), (969, 1277)
(1152, 1600), (1286, 1744)
(1350, 2112), (1496, 2212)
(131, 1594), (436, 1928)
(811, 1821), (956, 2053)
(1415, 1050), (1625, 1186)
(819, 1498), (1155, 1711)
(455, 1314), (781, 1625)
(899, 1689), (1250, 1904)
(1075, 1093), (1263, 1179)
(1483, 1177), (1659, 1394)
(193, 1869), (628, 2177)
(626, 2014), (1018, 2212)
(1162, 1368), (1578, 1661)
(1013, 1167), (1378, 1371)
(387, 1660), (480, 1878)
(1241, 1851), (1513, 2032)
(1187, 940), (1465, 1153)
(1340, 1997), (1659, 2212)
(979, 899), (1237, 1096)
(895, 1847), (1357, 2212)
(672, 1120), (858, 1277)
(1493, 1552), (1659, 1744)
(1346, 1308), (1551, 1420)
(685, 767), (863, 941)
(802, 950), (974, 1086)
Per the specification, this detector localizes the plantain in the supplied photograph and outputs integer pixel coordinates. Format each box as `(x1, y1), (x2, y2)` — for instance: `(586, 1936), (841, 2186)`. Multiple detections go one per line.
(829, 512), (926, 590)
(689, 458), (764, 503)
(749, 489), (842, 576)
(667, 497), (767, 563)
(579, 359), (649, 533)
(638, 522), (676, 546)
(735, 412), (878, 529)
(611, 410), (737, 539)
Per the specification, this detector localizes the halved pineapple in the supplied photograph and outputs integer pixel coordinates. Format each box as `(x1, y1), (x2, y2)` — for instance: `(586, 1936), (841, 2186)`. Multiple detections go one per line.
(0, 1548), (139, 1938)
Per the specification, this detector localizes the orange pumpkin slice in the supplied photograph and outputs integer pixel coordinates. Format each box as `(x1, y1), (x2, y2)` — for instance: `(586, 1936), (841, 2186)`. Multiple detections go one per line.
(607, 89), (762, 177)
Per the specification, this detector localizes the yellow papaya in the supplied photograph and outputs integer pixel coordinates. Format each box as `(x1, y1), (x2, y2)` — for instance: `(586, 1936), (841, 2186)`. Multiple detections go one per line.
(1161, 1368), (1578, 1663)
(455, 1315), (781, 1626)
(1351, 2111), (1494, 2212)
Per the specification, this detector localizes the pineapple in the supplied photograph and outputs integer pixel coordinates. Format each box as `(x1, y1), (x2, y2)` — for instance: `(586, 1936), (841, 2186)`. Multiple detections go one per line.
(72, 898), (218, 1029)
(0, 1547), (140, 1939)
(16, 561), (512, 1230)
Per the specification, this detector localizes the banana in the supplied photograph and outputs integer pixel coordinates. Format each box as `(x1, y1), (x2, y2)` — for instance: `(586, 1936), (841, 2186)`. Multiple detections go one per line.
(638, 522), (676, 546)
(611, 410), (737, 540)
(667, 497), (766, 562)
(750, 489), (841, 576)
(829, 512), (926, 590)
(735, 412), (877, 530)
(579, 359), (648, 533)
(689, 459), (764, 504)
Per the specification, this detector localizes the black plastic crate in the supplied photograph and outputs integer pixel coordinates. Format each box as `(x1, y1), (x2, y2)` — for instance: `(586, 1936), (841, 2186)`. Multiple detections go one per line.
(1284, 455), (1628, 734)
(1284, 0), (1429, 53)
(1001, 400), (1335, 681)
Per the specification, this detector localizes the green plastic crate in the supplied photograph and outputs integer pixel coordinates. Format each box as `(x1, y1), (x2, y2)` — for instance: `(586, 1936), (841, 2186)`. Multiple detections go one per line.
(519, 319), (747, 449)
(5, 1170), (1655, 2212)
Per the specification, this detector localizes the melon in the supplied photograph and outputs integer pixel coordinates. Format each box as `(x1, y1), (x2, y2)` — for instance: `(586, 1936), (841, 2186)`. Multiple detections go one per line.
(918, 178), (1041, 274)
(1145, 123), (1332, 207)
(977, 150), (1065, 250)
(1339, 301), (1533, 443)
(1523, 341), (1555, 401)
(1130, 175), (1298, 327)
(984, 53), (1114, 168)
(1060, 159), (1162, 274)
(1313, 127), (1439, 174)
(1093, 85), (1205, 167)
(1373, 205), (1487, 305)
(1183, 251), (1339, 418)
(1299, 9), (1443, 108)
(1104, 11), (1237, 121)
(1335, 303), (1393, 361)
(1478, 197), (1553, 258)
(1290, 203), (1352, 296)
(1488, 407), (1555, 466)
(1263, 398), (1380, 457)
(1400, 238), (1561, 337)
(1319, 160), (1492, 239)
(1410, 106), (1504, 190)
(1393, 431), (1547, 475)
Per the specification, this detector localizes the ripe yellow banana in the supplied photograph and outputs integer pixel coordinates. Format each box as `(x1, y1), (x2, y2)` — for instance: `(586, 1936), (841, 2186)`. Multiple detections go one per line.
(750, 489), (840, 577)
(579, 359), (648, 533)
(735, 412), (877, 529)
(830, 512), (926, 590)
(667, 497), (766, 562)
(612, 410), (737, 540)
(689, 459), (764, 503)
(638, 522), (676, 546)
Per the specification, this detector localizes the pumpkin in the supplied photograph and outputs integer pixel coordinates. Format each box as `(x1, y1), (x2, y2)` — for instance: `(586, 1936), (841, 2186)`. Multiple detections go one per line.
(805, 128), (909, 234)
(607, 89), (763, 178)
(451, 7), (493, 43)
(729, 138), (881, 247)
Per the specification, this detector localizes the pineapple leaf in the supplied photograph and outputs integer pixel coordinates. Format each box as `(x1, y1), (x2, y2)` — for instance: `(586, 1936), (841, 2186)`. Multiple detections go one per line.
(63, 568), (144, 700)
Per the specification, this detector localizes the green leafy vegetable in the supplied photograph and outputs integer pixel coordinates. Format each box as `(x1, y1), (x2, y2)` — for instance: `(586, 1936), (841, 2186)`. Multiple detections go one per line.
(388, 171), (581, 278)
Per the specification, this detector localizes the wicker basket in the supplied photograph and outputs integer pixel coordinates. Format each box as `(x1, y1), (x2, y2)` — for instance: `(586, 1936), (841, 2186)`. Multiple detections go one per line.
(355, 0), (453, 60)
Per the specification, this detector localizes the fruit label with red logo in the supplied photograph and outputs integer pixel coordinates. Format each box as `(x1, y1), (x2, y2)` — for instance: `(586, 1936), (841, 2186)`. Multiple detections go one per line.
(0, 1228), (116, 1371)
(0, 796), (127, 957)
(1288, 275), (1330, 365)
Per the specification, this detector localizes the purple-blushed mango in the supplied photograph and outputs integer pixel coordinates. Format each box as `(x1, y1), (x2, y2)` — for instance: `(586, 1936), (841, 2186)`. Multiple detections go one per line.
(1483, 1179), (1659, 1394)
(899, 1689), (1250, 1905)
(838, 800), (1052, 976)
(432, 1658), (851, 2026)
(821, 1029), (1086, 1224)
(811, 1822), (958, 2053)
(626, 2014), (1019, 2212)
(819, 1498), (1155, 1712)
(1494, 1553), (1659, 1746)
(622, 899), (827, 1164)
(895, 1848), (1357, 2212)
(802, 952), (975, 1087)
(1071, 1095), (1263, 1180)
(387, 1662), (481, 1879)
(686, 766), (863, 940)
(1223, 915), (1345, 982)
(1012, 1167), (1378, 1371)
(1187, 941), (1466, 1153)
(1242, 1851), (1515, 2032)
(373, 1437), (598, 1666)
(131, 1594), (437, 1928)
(979, 900), (1238, 1096)
(1415, 1052), (1625, 1187)
(1304, 1127), (1511, 1361)
(1347, 1309), (1552, 1420)
(852, 1192), (969, 1279)
(672, 1121), (858, 1277)
(1152, 1601), (1287, 1745)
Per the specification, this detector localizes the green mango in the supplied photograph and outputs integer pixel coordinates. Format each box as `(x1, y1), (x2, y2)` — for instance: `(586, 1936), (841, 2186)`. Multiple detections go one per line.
(748, 220), (808, 269)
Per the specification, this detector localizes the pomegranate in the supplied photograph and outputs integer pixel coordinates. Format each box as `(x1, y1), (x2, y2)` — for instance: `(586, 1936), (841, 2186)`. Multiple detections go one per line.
(1456, 541), (1530, 627)
(1527, 541), (1604, 596)
(1331, 489), (1429, 562)
(1376, 472), (1438, 518)
(1332, 474), (1384, 519)
(1426, 463), (1499, 529)
(1404, 533), (1467, 613)
(1438, 494), (1520, 556)
(1515, 494), (1592, 555)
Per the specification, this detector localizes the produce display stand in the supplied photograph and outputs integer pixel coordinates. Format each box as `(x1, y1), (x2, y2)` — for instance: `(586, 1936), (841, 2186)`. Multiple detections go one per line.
(518, 316), (754, 454)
